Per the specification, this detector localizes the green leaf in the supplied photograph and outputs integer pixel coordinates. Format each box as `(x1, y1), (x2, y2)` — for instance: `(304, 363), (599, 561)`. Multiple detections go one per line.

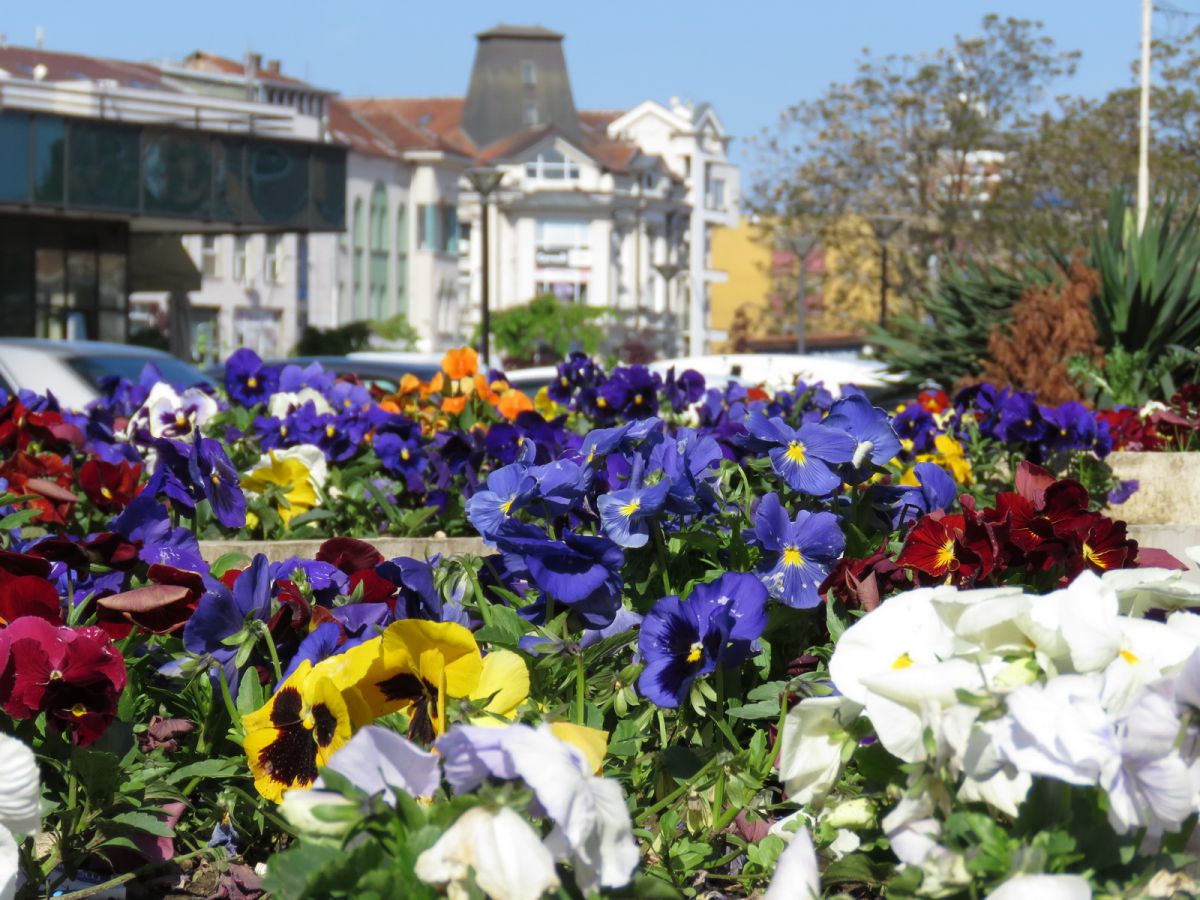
(823, 852), (891, 886)
(211, 552), (251, 578)
(166, 758), (243, 783)
(726, 698), (781, 720)
(108, 810), (176, 838)
(237, 671), (267, 717)
(471, 604), (527, 646)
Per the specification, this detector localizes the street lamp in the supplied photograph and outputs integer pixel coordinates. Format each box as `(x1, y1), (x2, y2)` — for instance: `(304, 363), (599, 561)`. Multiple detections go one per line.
(465, 167), (505, 366)
(787, 234), (819, 355)
(653, 260), (684, 356)
(868, 214), (904, 328)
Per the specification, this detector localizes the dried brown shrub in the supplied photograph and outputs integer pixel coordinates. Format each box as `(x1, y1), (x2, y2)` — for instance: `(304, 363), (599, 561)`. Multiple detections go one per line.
(979, 259), (1103, 404)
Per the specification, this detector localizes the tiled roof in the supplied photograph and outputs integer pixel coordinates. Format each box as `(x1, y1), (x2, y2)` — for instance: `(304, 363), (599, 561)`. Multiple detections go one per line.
(179, 50), (312, 87)
(341, 96), (640, 171)
(327, 99), (402, 159)
(0, 46), (172, 91)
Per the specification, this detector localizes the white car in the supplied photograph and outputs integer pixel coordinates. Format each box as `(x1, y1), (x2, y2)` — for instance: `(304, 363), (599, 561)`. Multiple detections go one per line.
(644, 353), (898, 397)
(0, 339), (213, 411)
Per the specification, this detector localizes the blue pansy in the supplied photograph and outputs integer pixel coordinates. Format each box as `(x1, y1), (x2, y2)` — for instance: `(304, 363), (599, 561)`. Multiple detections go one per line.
(224, 348), (279, 407)
(751, 492), (845, 608)
(743, 412), (856, 495)
(824, 394), (903, 469)
(597, 478), (671, 548)
(466, 464), (537, 541)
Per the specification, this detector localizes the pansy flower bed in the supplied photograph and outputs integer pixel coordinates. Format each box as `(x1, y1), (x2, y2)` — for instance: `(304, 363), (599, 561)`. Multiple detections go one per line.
(0, 348), (1198, 898)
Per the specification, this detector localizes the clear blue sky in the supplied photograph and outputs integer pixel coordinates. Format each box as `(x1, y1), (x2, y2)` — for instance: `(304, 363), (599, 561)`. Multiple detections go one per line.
(2, 1), (1166, 177)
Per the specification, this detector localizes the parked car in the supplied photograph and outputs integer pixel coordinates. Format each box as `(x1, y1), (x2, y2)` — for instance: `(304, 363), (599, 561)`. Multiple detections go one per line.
(0, 339), (214, 410)
(205, 354), (443, 395)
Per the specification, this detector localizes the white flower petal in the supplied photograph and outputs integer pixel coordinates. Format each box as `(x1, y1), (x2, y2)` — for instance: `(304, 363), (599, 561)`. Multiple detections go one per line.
(776, 696), (861, 805)
(763, 823), (820, 900)
(985, 873), (1092, 900)
(0, 734), (40, 839)
(415, 806), (560, 900)
(0, 826), (17, 900)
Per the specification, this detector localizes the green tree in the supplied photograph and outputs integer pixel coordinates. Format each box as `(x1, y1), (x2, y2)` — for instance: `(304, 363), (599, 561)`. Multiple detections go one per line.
(750, 15), (1079, 311)
(479, 294), (604, 368)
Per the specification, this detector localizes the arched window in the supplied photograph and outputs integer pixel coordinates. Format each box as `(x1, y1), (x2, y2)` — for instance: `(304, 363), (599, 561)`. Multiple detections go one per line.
(351, 198), (365, 320)
(396, 205), (409, 316)
(368, 184), (389, 320)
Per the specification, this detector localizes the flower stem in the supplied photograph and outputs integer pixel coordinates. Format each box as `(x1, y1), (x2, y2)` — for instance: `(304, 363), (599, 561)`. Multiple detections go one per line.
(652, 524), (672, 596)
(575, 653), (586, 725)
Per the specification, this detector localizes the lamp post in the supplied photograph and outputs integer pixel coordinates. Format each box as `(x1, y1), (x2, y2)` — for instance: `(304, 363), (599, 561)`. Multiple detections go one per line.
(868, 214), (904, 328)
(465, 167), (505, 366)
(788, 234), (819, 355)
(653, 260), (684, 356)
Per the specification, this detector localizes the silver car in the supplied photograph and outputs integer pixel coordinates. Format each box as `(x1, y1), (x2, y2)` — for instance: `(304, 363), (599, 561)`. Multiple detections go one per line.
(0, 339), (213, 410)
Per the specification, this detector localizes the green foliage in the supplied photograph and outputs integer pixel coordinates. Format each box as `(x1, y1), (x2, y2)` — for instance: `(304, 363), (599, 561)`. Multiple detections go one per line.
(294, 321), (373, 356)
(1068, 345), (1200, 408)
(1091, 195), (1200, 362)
(476, 293), (604, 368)
(871, 257), (1059, 391)
(128, 325), (169, 352)
(370, 314), (420, 351)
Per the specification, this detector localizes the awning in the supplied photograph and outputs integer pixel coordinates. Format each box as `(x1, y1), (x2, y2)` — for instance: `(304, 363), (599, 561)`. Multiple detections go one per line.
(128, 235), (202, 293)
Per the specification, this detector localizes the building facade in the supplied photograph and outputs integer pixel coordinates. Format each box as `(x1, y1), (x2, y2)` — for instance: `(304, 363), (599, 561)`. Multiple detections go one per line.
(0, 46), (345, 355)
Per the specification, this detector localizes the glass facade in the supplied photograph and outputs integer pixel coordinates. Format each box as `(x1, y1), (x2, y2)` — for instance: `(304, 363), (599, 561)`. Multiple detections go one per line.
(0, 216), (129, 341)
(0, 111), (346, 231)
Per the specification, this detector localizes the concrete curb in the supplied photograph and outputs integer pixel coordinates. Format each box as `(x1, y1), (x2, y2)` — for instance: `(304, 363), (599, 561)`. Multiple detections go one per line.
(198, 536), (488, 563)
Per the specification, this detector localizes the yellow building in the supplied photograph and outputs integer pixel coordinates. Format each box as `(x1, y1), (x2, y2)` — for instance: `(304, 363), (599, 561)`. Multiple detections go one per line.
(710, 217), (775, 341)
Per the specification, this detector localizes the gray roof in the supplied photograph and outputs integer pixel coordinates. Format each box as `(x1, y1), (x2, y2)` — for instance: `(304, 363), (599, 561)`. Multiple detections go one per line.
(461, 23), (581, 148)
(476, 25), (564, 41)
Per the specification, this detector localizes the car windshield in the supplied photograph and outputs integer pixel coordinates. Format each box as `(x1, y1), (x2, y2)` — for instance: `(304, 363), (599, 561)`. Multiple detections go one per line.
(66, 355), (213, 391)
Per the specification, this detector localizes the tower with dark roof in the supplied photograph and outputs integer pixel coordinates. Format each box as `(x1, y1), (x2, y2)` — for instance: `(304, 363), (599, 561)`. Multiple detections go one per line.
(460, 25), (581, 149)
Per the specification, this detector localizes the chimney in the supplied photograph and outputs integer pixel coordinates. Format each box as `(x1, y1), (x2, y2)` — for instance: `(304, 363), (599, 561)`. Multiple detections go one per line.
(246, 52), (262, 76)
(266, 59), (281, 75)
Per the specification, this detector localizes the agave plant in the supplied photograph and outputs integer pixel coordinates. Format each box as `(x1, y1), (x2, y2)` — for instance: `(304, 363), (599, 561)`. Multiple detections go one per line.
(872, 256), (1058, 391)
(1090, 194), (1200, 363)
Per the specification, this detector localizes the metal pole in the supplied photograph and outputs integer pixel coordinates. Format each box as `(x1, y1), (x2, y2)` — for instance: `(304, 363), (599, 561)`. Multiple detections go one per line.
(480, 196), (491, 366)
(1137, 0), (1152, 234)
(879, 243), (889, 328)
(796, 254), (807, 355)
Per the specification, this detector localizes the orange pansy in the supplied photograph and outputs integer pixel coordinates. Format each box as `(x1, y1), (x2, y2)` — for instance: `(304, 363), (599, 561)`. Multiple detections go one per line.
(441, 347), (479, 381)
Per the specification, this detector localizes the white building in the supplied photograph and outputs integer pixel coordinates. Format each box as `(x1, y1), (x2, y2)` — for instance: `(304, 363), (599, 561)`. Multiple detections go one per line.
(116, 27), (739, 361)
(342, 25), (740, 357)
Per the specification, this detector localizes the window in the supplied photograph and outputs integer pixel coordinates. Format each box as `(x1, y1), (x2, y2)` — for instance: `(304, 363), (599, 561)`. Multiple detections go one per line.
(417, 204), (434, 250)
(524, 149), (580, 181)
(523, 101), (539, 126)
(233, 236), (248, 283)
(369, 184), (389, 319)
(521, 60), (537, 86)
(707, 177), (726, 210)
(535, 218), (590, 268)
(536, 281), (589, 304)
(263, 234), (284, 285)
(352, 198), (366, 318)
(417, 203), (457, 254)
(396, 206), (409, 314)
(200, 235), (219, 278)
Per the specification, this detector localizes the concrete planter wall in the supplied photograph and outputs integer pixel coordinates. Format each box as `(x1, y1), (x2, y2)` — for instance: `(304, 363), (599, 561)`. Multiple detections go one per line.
(199, 536), (487, 564)
(1107, 451), (1200, 527)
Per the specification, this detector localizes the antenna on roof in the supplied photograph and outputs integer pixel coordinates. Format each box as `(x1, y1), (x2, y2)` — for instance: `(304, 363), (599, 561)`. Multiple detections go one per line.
(35, 25), (44, 48)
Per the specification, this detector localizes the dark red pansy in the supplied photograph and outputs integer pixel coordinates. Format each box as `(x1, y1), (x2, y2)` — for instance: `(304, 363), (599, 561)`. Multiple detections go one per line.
(1072, 515), (1139, 576)
(0, 576), (62, 626)
(897, 515), (961, 580)
(81, 532), (141, 571)
(0, 618), (127, 744)
(79, 459), (143, 513)
(316, 537), (384, 574)
(349, 569), (397, 604)
(96, 564), (205, 637)
(0, 548), (52, 585)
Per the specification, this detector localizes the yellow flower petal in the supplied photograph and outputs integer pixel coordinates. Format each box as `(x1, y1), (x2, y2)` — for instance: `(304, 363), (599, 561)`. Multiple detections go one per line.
(468, 650), (530, 724)
(548, 722), (609, 773)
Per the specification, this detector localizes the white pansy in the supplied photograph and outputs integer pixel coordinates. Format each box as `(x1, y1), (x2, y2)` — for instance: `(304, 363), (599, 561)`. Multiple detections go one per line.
(267, 388), (333, 419)
(1015, 572), (1123, 675)
(132, 382), (219, 439)
(985, 873), (1092, 900)
(882, 795), (970, 892)
(252, 444), (329, 491)
(944, 591), (1034, 657)
(1100, 617), (1200, 711)
(763, 823), (820, 900)
(1, 826), (16, 900)
(954, 715), (1032, 818)
(994, 674), (1118, 787)
(1102, 566), (1200, 617)
(415, 805), (560, 900)
(776, 695), (862, 805)
(829, 587), (959, 705)
(503, 726), (639, 894)
(0, 733), (41, 839)
(1103, 686), (1195, 834)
